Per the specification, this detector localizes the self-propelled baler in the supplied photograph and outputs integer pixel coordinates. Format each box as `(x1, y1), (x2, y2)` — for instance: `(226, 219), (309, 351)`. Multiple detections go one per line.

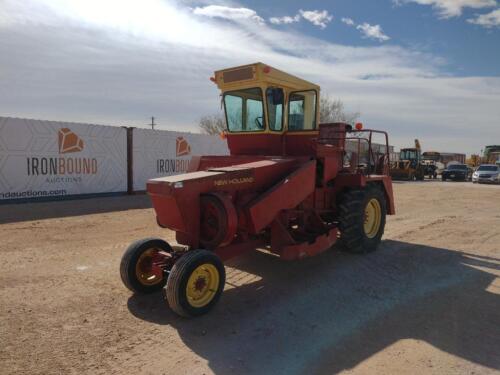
(120, 63), (395, 317)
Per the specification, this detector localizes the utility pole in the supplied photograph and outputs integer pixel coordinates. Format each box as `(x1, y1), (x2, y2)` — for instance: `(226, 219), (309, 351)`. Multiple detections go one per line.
(149, 116), (156, 130)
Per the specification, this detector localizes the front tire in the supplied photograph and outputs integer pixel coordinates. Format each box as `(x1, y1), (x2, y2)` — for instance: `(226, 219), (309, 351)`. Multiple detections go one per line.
(120, 238), (172, 294)
(165, 250), (225, 317)
(337, 185), (387, 254)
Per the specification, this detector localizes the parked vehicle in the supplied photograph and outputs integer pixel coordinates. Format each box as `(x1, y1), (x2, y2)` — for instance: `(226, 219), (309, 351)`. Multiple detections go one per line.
(390, 140), (425, 180)
(472, 164), (500, 184)
(421, 151), (445, 176)
(421, 159), (438, 179)
(441, 164), (471, 181)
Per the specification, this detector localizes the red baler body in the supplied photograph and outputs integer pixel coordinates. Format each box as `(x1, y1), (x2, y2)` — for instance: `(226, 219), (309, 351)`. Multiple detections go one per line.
(147, 123), (394, 261)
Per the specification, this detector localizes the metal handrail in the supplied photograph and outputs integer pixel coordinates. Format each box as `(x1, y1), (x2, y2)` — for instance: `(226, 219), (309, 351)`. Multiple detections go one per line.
(316, 129), (390, 175)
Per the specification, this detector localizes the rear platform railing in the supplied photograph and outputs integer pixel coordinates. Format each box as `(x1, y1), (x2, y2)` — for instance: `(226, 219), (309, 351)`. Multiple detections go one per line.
(317, 129), (390, 175)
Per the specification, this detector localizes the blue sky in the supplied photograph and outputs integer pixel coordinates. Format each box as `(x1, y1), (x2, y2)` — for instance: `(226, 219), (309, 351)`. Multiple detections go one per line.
(247, 0), (500, 76)
(0, 0), (499, 154)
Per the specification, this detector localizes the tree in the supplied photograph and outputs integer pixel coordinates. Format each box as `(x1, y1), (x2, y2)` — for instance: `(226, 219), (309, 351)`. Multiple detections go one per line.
(319, 96), (360, 125)
(199, 114), (226, 135)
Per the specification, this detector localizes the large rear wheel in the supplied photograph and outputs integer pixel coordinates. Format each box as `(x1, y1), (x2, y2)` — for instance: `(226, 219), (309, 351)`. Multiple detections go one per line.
(165, 250), (225, 317)
(337, 185), (387, 253)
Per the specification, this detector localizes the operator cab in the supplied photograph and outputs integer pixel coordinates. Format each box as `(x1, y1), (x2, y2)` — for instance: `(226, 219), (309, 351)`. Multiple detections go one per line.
(399, 147), (421, 167)
(399, 148), (420, 161)
(212, 62), (319, 156)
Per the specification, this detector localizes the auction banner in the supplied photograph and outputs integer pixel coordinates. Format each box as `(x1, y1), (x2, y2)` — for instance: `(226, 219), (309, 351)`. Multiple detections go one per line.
(132, 128), (229, 191)
(0, 117), (127, 201)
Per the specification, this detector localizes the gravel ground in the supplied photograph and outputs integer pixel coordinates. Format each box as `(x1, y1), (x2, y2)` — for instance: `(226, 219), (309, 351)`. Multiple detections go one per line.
(0, 181), (499, 375)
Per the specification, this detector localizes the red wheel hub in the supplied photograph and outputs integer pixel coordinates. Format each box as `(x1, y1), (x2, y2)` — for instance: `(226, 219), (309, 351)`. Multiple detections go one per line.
(199, 194), (238, 249)
(200, 201), (221, 240)
(194, 276), (207, 292)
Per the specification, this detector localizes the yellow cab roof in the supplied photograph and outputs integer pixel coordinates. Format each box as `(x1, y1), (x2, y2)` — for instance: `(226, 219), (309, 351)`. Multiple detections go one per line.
(213, 62), (320, 92)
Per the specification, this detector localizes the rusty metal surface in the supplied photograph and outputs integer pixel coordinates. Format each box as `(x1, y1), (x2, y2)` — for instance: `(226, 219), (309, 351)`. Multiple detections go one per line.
(223, 66), (254, 83)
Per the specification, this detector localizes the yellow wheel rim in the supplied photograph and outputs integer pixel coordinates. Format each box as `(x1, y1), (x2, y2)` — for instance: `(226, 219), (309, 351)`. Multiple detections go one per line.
(364, 198), (382, 239)
(135, 249), (163, 286)
(186, 263), (220, 308)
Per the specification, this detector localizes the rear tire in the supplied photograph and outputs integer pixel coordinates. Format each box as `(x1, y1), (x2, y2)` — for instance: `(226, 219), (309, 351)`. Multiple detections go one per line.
(337, 185), (387, 254)
(165, 250), (225, 317)
(120, 238), (172, 294)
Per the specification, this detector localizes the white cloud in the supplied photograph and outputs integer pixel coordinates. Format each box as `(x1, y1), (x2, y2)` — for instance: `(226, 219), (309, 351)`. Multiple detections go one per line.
(268, 9), (333, 28)
(299, 9), (333, 29)
(341, 17), (355, 26)
(269, 14), (300, 25)
(356, 23), (391, 42)
(395, 0), (497, 18)
(0, 0), (499, 154)
(193, 5), (264, 24)
(467, 8), (500, 26)
(341, 18), (391, 43)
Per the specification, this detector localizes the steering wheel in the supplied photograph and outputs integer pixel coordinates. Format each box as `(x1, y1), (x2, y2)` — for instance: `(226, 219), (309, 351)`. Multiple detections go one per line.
(255, 116), (263, 129)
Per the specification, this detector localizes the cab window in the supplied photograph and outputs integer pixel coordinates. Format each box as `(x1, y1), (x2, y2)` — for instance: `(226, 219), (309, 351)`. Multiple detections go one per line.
(266, 87), (284, 131)
(288, 90), (317, 131)
(400, 150), (419, 160)
(223, 88), (265, 132)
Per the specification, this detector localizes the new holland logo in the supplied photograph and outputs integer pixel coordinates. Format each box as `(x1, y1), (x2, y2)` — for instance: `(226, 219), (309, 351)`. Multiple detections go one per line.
(26, 128), (97, 177)
(58, 128), (84, 154)
(176, 136), (191, 157)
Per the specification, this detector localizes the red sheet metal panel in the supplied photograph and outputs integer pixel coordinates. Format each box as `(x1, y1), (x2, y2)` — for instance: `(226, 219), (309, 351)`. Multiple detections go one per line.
(150, 194), (186, 232)
(246, 160), (316, 234)
(209, 159), (284, 172)
(281, 227), (338, 260)
(147, 157), (302, 247)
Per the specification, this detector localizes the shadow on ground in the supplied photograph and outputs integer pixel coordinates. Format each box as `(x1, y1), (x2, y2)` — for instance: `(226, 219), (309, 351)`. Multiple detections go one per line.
(128, 240), (500, 375)
(0, 194), (151, 224)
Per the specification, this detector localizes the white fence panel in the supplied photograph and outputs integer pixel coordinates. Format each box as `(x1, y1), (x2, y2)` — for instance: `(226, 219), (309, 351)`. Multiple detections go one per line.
(132, 128), (229, 191)
(0, 117), (127, 200)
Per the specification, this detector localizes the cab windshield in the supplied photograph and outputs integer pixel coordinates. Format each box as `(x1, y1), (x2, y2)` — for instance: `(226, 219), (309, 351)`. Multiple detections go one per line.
(288, 90), (317, 131)
(400, 149), (418, 160)
(223, 88), (265, 132)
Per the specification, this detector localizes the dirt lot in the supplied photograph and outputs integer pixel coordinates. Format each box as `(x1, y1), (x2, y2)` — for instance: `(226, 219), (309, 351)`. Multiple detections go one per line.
(1, 181), (499, 375)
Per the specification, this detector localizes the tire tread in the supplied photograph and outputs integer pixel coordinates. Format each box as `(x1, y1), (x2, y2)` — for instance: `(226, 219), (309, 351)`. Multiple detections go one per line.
(165, 250), (225, 318)
(337, 185), (386, 254)
(120, 237), (171, 293)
